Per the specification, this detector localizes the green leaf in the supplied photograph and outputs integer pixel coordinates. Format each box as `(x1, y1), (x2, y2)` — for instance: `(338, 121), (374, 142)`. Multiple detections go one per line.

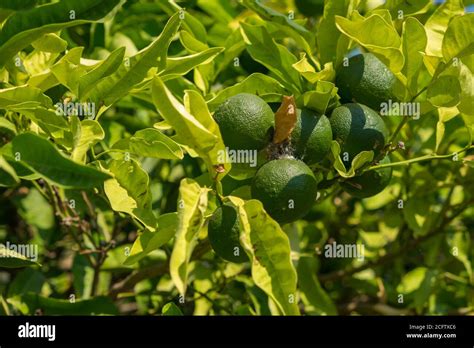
(401, 17), (427, 96)
(424, 0), (464, 58)
(402, 197), (434, 236)
(124, 213), (178, 265)
(330, 141), (374, 178)
(158, 0), (207, 42)
(427, 75), (461, 107)
(383, 0), (431, 16)
(183, 89), (229, 174)
(442, 14), (474, 63)
(0, 245), (40, 268)
(0, 0), (37, 11)
(447, 231), (473, 283)
(4, 132), (110, 188)
(71, 119), (105, 163)
(0, 0), (122, 66)
(243, 0), (310, 37)
(457, 62), (474, 116)
(162, 302), (183, 316)
(83, 12), (181, 106)
(31, 33), (67, 53)
(7, 268), (45, 297)
(0, 117), (17, 139)
(397, 267), (428, 294)
(297, 81), (338, 115)
(241, 0), (314, 49)
(0, 85), (52, 109)
(78, 47), (125, 99)
(180, 30), (209, 53)
(72, 254), (94, 299)
(317, 0), (353, 65)
(462, 113), (474, 145)
(28, 48), (82, 92)
(240, 23), (303, 93)
(102, 159), (156, 231)
(152, 76), (227, 176)
(396, 267), (437, 313)
(13, 108), (70, 140)
(160, 47), (224, 79)
(335, 14), (404, 73)
(208, 73), (287, 110)
(129, 128), (183, 160)
(170, 179), (209, 295)
(214, 28), (246, 77)
(229, 196), (300, 315)
(49, 47), (87, 94)
(8, 293), (118, 315)
(293, 57), (335, 84)
(0, 155), (20, 187)
(435, 120), (445, 153)
(297, 257), (337, 315)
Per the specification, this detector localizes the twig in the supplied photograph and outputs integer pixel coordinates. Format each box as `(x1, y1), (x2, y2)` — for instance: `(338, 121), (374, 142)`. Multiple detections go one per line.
(366, 145), (474, 172)
(319, 197), (473, 282)
(108, 240), (212, 298)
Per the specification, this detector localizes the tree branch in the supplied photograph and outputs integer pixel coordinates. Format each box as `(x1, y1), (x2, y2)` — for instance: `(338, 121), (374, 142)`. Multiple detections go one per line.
(319, 198), (472, 283)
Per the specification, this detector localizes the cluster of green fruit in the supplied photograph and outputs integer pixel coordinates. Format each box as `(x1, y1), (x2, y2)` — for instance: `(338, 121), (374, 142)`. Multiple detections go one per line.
(208, 53), (396, 263)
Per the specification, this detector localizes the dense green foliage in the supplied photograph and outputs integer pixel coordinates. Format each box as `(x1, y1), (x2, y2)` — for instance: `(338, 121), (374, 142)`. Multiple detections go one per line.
(0, 0), (473, 317)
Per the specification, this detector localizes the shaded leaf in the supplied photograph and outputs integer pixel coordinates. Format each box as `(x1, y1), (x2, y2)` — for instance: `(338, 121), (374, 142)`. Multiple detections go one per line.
(425, 0), (464, 57)
(297, 257), (337, 315)
(0, 0), (121, 66)
(8, 293), (118, 315)
(335, 14), (404, 73)
(83, 12), (181, 106)
(170, 179), (209, 295)
(240, 23), (303, 93)
(124, 213), (178, 265)
(5, 132), (110, 188)
(228, 197), (300, 315)
(162, 302), (183, 316)
(129, 128), (183, 160)
(102, 159), (156, 231)
(208, 73), (287, 110)
(152, 76), (227, 176)
(0, 246), (40, 268)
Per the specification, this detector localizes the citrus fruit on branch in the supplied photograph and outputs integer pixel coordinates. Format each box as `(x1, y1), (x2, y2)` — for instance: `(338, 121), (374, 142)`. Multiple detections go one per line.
(330, 103), (389, 166)
(251, 158), (318, 224)
(208, 205), (248, 263)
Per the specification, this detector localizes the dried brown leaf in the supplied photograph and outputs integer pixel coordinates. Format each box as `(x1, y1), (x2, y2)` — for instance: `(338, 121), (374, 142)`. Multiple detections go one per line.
(273, 95), (297, 144)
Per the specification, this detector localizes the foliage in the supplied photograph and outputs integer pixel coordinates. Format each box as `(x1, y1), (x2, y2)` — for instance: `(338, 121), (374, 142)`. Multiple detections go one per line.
(0, 0), (473, 316)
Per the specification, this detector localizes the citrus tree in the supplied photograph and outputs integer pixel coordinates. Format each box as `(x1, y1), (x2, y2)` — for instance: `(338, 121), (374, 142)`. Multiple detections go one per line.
(0, 0), (473, 316)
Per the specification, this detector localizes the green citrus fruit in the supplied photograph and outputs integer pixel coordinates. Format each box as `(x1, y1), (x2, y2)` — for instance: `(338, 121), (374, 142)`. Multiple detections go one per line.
(341, 156), (393, 198)
(330, 103), (389, 166)
(336, 53), (398, 111)
(208, 205), (248, 263)
(213, 93), (274, 151)
(251, 158), (318, 224)
(295, 0), (325, 17)
(291, 108), (332, 164)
